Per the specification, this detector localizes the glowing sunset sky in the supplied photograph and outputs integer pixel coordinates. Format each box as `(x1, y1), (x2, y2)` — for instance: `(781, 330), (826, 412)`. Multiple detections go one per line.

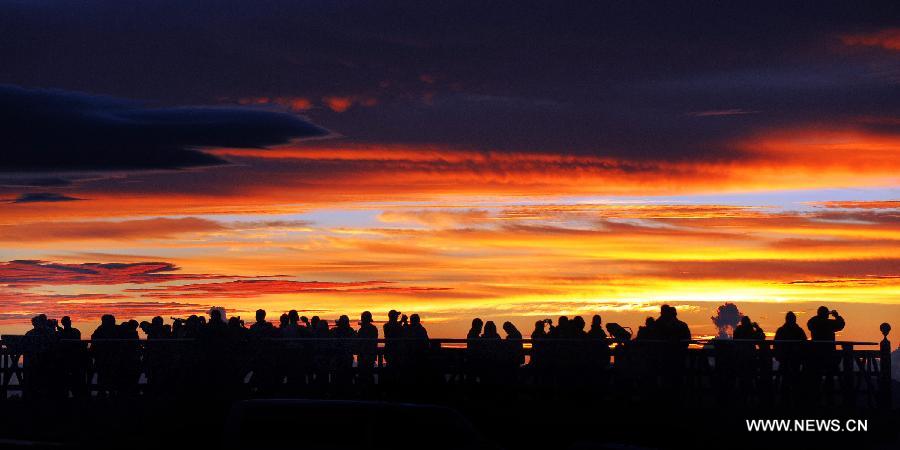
(1, 1), (899, 340)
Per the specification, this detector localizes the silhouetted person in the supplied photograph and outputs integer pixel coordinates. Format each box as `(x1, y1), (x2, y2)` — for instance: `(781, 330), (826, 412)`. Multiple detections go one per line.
(24, 314), (56, 399)
(249, 309), (275, 337)
(587, 315), (611, 371)
(331, 315), (357, 387)
(733, 316), (765, 340)
(806, 306), (846, 396)
(587, 315), (607, 340)
(503, 321), (522, 340)
(635, 317), (657, 341)
(142, 316), (171, 339)
(807, 306), (845, 341)
(531, 320), (548, 340)
(406, 314), (429, 340)
(467, 318), (484, 340)
(473, 320), (502, 383)
(228, 316), (247, 337)
(91, 314), (119, 395)
(56, 316), (87, 398)
(481, 321), (501, 339)
(204, 309), (228, 338)
(550, 316), (569, 338)
(732, 316), (765, 396)
(333, 314), (357, 337)
(311, 319), (331, 388)
(571, 316), (587, 337)
(281, 310), (302, 338)
(248, 309), (279, 393)
(197, 309), (233, 396)
(357, 311), (378, 386)
(383, 310), (404, 368)
(774, 311), (807, 402)
(530, 320), (549, 371)
(657, 305), (691, 345)
(502, 321), (524, 367)
(405, 314), (430, 376)
(465, 317), (487, 382)
(57, 316), (80, 340)
(775, 311), (807, 342)
(654, 305), (691, 401)
(142, 316), (173, 394)
(117, 319), (141, 396)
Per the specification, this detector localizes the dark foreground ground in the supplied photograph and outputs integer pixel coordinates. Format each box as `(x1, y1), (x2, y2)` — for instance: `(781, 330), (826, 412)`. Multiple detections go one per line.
(0, 384), (897, 450)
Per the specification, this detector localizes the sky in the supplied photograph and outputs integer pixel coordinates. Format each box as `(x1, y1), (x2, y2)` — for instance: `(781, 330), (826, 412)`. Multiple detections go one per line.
(1, 0), (899, 341)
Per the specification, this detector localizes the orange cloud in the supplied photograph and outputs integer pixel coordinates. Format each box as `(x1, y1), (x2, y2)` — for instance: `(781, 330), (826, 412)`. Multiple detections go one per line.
(323, 96), (354, 112)
(840, 28), (900, 51)
(378, 209), (491, 227)
(808, 200), (900, 209)
(238, 96), (313, 111)
(0, 217), (223, 242)
(0, 288), (208, 324)
(4, 123), (894, 226)
(125, 279), (450, 299)
(0, 260), (229, 285)
(321, 95), (378, 112)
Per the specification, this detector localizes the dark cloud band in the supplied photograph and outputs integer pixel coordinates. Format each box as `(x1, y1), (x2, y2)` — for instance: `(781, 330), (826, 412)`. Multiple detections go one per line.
(0, 85), (328, 172)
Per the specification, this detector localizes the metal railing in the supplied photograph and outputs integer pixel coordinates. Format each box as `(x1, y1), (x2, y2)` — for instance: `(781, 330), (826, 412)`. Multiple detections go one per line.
(0, 327), (892, 409)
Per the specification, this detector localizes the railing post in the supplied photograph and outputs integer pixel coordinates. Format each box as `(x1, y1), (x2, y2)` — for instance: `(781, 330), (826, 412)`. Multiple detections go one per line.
(879, 323), (892, 410)
(758, 340), (773, 405)
(841, 343), (855, 407)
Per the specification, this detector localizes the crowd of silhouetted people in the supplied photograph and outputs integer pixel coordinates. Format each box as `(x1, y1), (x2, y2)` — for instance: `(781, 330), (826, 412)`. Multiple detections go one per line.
(4, 303), (868, 406)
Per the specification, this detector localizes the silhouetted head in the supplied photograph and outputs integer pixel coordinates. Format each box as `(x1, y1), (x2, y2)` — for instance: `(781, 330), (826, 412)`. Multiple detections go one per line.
(311, 316), (320, 327)
(591, 314), (602, 328)
(502, 321), (519, 335)
(483, 321), (497, 336)
(279, 314), (289, 326)
(337, 315), (350, 328)
(534, 320), (545, 332)
(661, 304), (678, 318)
(361, 311), (373, 324)
(61, 316), (72, 328)
(740, 316), (752, 327)
(645, 317), (655, 326)
(228, 317), (242, 328)
(255, 309), (266, 322)
(785, 311), (797, 325)
(388, 310), (400, 321)
(151, 316), (163, 327)
(470, 318), (483, 332)
(558, 316), (569, 327)
(572, 316), (586, 331)
(817, 306), (829, 318)
(127, 319), (139, 330)
(410, 314), (421, 325)
(101, 314), (116, 327)
(209, 308), (222, 323)
(30, 315), (44, 328)
(288, 310), (300, 323)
